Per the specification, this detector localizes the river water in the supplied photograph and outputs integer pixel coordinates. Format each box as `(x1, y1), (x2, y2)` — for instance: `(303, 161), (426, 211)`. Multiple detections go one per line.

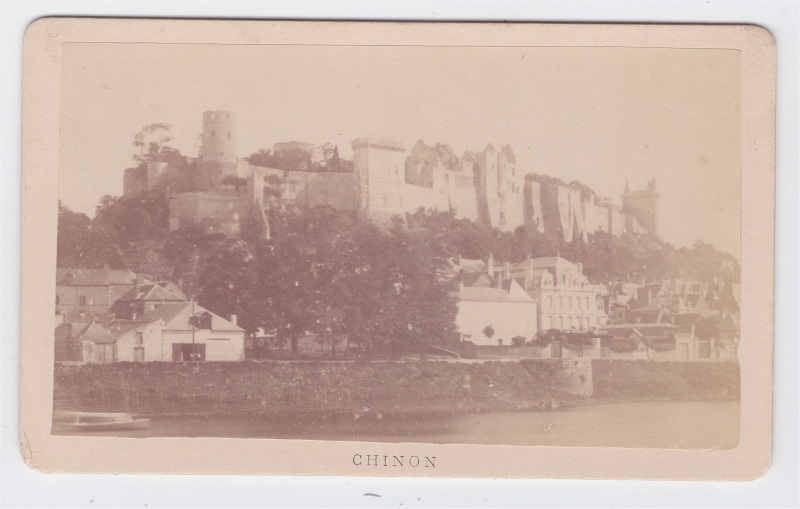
(53, 399), (739, 450)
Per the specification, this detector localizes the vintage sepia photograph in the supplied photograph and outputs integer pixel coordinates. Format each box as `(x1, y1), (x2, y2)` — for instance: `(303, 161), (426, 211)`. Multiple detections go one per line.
(47, 39), (745, 450)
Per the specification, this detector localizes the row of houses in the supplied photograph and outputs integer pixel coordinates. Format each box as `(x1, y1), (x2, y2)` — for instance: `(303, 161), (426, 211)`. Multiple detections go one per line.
(55, 269), (245, 363)
(452, 255), (740, 361)
(54, 256), (740, 364)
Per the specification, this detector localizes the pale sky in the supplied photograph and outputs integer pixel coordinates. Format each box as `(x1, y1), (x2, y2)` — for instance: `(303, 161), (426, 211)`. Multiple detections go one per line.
(60, 43), (741, 256)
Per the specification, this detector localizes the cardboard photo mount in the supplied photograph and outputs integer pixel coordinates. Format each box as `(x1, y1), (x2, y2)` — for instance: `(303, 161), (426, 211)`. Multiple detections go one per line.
(21, 19), (775, 479)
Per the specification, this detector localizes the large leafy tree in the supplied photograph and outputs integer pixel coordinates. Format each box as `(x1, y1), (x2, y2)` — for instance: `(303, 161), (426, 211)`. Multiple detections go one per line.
(132, 123), (176, 163)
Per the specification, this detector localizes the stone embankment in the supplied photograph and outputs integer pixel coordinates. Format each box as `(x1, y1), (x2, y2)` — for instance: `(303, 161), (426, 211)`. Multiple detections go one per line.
(53, 360), (570, 417)
(52, 359), (739, 418)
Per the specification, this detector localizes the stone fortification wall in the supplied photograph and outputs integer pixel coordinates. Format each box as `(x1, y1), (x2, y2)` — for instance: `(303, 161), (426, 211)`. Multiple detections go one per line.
(123, 167), (148, 197)
(609, 207), (627, 235)
(402, 184), (439, 215)
(523, 181), (545, 232)
(449, 184), (479, 221)
(584, 196), (611, 234)
(353, 139), (407, 221)
(169, 191), (253, 235)
(253, 167), (357, 211)
(625, 214), (647, 235)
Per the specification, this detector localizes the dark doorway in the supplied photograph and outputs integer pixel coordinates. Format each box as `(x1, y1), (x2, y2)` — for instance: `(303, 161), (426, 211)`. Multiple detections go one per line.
(172, 343), (206, 361)
(698, 340), (711, 359)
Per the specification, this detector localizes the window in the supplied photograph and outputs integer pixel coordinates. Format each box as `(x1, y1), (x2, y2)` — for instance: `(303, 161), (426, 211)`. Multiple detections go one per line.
(585, 317), (590, 329)
(568, 296), (572, 309)
(444, 174), (449, 183)
(548, 296), (553, 309)
(585, 297), (590, 309)
(134, 347), (144, 362)
(568, 316), (573, 328)
(79, 296), (86, 306)
(548, 316), (553, 329)
(135, 332), (143, 345)
(55, 295), (60, 305)
(191, 312), (213, 330)
(558, 316), (563, 329)
(577, 298), (582, 310)
(558, 296), (563, 308)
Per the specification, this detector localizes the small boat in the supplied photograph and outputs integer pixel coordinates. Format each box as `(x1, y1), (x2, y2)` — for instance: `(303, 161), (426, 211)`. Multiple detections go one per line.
(63, 412), (151, 431)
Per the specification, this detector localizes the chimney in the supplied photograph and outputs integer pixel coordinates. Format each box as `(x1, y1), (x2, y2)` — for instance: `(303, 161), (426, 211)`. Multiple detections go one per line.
(230, 314), (237, 326)
(135, 273), (145, 290)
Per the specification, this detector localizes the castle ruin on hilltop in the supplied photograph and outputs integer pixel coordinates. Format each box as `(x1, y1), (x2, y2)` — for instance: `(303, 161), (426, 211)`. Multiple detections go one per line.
(123, 110), (659, 242)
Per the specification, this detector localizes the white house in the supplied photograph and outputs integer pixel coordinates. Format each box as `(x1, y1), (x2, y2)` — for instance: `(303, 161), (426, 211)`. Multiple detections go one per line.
(108, 302), (245, 362)
(456, 279), (538, 346)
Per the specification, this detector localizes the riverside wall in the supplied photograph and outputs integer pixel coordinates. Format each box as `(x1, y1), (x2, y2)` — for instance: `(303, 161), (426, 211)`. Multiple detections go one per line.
(53, 360), (574, 416)
(53, 358), (738, 418)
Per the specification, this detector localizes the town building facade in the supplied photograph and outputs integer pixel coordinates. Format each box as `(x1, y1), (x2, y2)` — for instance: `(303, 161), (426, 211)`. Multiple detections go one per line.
(511, 256), (608, 332)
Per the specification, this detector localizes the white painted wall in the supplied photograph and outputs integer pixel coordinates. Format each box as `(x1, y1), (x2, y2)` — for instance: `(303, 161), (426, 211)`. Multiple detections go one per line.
(456, 300), (537, 345)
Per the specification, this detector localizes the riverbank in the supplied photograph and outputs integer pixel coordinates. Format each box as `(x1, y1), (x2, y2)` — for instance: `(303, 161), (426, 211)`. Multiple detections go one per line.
(53, 359), (575, 417)
(53, 358), (739, 419)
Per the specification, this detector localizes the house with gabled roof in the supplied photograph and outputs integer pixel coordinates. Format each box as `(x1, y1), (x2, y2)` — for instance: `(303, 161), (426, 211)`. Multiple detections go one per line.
(111, 282), (187, 320)
(70, 319), (118, 363)
(456, 277), (537, 346)
(55, 268), (150, 321)
(107, 301), (245, 362)
(453, 254), (538, 345)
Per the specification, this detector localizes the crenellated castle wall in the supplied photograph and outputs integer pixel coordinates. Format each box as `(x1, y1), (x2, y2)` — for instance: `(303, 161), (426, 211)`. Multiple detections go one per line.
(151, 111), (657, 243)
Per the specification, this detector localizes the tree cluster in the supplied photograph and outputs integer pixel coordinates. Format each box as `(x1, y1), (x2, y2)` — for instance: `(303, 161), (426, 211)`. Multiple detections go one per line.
(197, 208), (459, 357)
(246, 143), (353, 173)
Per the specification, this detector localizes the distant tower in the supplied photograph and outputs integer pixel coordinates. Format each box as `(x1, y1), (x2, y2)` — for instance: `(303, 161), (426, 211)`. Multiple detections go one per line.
(202, 111), (236, 164)
(622, 178), (660, 239)
(474, 144), (499, 228)
(352, 138), (406, 223)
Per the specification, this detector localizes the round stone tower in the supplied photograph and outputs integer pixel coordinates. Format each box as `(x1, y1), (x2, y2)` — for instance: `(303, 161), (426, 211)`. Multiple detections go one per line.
(202, 111), (236, 164)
